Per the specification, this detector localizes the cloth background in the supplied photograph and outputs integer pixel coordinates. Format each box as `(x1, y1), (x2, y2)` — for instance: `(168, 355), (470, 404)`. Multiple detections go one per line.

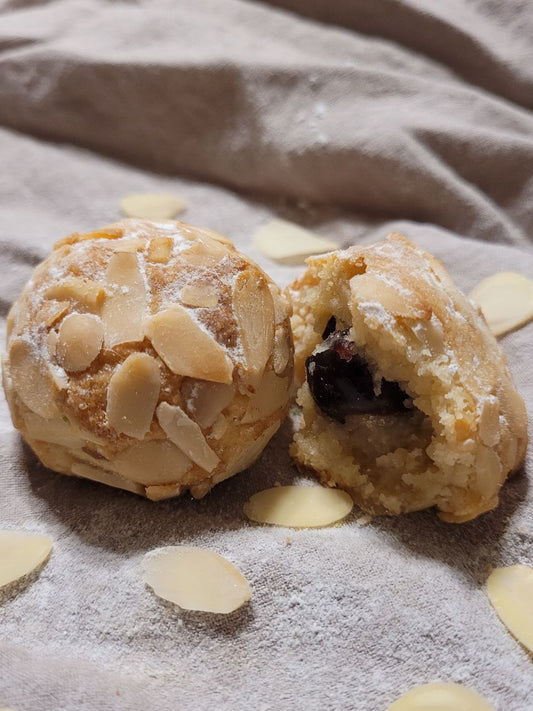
(1, 1), (532, 709)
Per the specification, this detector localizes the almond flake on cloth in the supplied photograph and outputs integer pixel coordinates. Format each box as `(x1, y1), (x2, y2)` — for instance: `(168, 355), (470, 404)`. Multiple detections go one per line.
(486, 564), (533, 654)
(143, 546), (251, 614)
(387, 682), (496, 710)
(469, 272), (533, 336)
(253, 219), (339, 263)
(120, 193), (186, 220)
(0, 531), (53, 589)
(243, 486), (353, 528)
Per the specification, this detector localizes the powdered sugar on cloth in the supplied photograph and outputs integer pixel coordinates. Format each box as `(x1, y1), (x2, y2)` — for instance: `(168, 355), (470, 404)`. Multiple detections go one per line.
(0, 1), (532, 709)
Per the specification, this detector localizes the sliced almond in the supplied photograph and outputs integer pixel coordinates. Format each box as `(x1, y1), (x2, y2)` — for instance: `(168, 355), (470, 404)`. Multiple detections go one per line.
(9, 339), (59, 418)
(387, 683), (495, 710)
(114, 439), (192, 484)
(102, 252), (148, 347)
(470, 272), (533, 336)
(244, 486), (353, 528)
(145, 483), (183, 501)
(180, 283), (219, 308)
(181, 380), (234, 429)
(113, 238), (146, 253)
(479, 397), (501, 448)
(70, 462), (145, 495)
(233, 271), (274, 377)
(269, 285), (291, 324)
(486, 564), (533, 653)
(38, 300), (70, 328)
(6, 299), (30, 340)
(44, 278), (106, 311)
(147, 237), (173, 263)
(54, 227), (124, 249)
(120, 193), (186, 220)
(351, 272), (430, 320)
(241, 371), (290, 424)
(145, 305), (233, 383)
(0, 530), (53, 588)
(223, 422), (279, 478)
(182, 239), (228, 267)
(56, 313), (104, 372)
(23, 412), (88, 450)
(210, 414), (228, 440)
(254, 219), (338, 263)
(272, 325), (291, 375)
(157, 402), (219, 472)
(106, 353), (160, 439)
(189, 480), (213, 499)
(143, 546), (251, 614)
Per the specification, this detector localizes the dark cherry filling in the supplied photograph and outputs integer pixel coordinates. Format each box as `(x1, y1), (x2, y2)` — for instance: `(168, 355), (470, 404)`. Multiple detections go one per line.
(305, 328), (409, 423)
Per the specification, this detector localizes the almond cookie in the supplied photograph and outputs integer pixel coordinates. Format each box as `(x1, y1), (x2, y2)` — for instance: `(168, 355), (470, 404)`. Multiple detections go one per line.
(287, 234), (527, 522)
(2, 219), (293, 500)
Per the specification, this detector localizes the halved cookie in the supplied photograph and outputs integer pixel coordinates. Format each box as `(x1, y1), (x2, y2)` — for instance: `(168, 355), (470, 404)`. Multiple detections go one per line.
(287, 234), (527, 522)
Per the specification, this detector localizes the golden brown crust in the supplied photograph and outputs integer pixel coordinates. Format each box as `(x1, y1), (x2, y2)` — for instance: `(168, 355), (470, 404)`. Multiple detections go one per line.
(287, 233), (527, 522)
(3, 219), (294, 499)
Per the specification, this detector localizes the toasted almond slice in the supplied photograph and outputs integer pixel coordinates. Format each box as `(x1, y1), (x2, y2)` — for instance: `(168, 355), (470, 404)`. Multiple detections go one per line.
(114, 439), (192, 484)
(210, 414), (228, 440)
(234, 271), (275, 377)
(106, 353), (160, 438)
(269, 285), (291, 324)
(143, 546), (251, 614)
(54, 227), (125, 249)
(223, 421), (279, 478)
(44, 278), (106, 311)
(387, 682), (496, 710)
(70, 462), (145, 495)
(182, 239), (228, 267)
(180, 283), (219, 308)
(470, 272), (533, 336)
(157, 402), (219, 472)
(486, 564), (533, 653)
(102, 252), (148, 347)
(351, 272), (430, 320)
(6, 299), (30, 340)
(254, 219), (338, 263)
(38, 300), (70, 329)
(120, 193), (186, 220)
(272, 326), (291, 375)
(23, 412), (88, 450)
(147, 237), (173, 263)
(56, 313), (104, 372)
(9, 340), (59, 418)
(241, 371), (290, 424)
(181, 380), (234, 429)
(145, 305), (233, 383)
(113, 238), (146, 253)
(145, 483), (183, 501)
(0, 530), (53, 588)
(244, 486), (353, 528)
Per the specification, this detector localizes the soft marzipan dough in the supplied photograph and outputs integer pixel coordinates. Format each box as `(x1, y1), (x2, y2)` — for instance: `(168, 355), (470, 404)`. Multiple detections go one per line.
(387, 682), (496, 710)
(243, 486), (353, 528)
(287, 234), (527, 522)
(143, 546), (251, 614)
(486, 564), (533, 653)
(0, 530), (53, 588)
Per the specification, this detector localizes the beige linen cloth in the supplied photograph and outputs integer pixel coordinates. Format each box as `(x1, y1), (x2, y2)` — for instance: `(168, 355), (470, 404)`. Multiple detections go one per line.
(1, 1), (532, 709)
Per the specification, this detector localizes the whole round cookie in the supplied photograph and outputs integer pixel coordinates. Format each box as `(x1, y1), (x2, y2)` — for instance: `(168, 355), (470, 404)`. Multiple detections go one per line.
(2, 219), (293, 500)
(288, 233), (527, 522)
